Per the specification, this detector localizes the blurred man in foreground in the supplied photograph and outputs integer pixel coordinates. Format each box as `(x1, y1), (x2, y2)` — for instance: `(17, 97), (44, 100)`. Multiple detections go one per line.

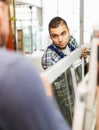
(0, 1), (71, 130)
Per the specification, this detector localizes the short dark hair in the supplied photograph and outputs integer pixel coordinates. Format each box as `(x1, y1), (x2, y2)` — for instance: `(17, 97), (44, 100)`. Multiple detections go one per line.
(0, 0), (8, 4)
(48, 16), (69, 33)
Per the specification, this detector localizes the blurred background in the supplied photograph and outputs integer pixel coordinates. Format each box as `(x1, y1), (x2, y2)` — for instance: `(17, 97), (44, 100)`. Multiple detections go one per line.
(9, 0), (99, 54)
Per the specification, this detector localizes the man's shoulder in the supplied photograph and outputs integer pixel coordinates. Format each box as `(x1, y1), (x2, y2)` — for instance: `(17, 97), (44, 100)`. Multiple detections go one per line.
(43, 44), (56, 56)
(69, 35), (78, 46)
(0, 49), (37, 74)
(47, 43), (55, 49)
(69, 35), (76, 41)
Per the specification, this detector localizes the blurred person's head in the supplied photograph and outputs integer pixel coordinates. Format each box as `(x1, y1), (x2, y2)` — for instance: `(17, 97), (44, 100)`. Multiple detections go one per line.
(48, 17), (70, 49)
(0, 0), (9, 47)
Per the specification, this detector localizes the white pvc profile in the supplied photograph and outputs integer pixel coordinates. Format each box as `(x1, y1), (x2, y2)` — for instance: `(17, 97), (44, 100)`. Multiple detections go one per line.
(73, 38), (98, 130)
(44, 46), (82, 84)
(83, 38), (98, 130)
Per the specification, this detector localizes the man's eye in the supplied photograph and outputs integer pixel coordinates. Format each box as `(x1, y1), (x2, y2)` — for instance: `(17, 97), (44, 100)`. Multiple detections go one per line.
(52, 35), (58, 38)
(61, 32), (66, 36)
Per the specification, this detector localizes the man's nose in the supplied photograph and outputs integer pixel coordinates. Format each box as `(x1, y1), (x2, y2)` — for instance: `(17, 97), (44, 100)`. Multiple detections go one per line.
(58, 35), (63, 41)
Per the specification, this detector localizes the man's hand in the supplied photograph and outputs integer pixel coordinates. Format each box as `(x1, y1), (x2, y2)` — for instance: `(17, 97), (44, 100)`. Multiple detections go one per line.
(81, 47), (87, 58)
(40, 73), (53, 97)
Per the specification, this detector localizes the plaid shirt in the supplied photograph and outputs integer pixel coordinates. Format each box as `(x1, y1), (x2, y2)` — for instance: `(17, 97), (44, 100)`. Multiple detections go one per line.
(41, 35), (78, 69)
(41, 35), (78, 126)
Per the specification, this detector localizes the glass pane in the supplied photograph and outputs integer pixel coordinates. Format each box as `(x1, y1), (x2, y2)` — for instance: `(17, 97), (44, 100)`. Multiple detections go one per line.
(23, 27), (32, 53)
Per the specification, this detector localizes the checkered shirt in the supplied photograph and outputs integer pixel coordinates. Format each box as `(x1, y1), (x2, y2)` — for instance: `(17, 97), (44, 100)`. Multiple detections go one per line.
(41, 35), (78, 126)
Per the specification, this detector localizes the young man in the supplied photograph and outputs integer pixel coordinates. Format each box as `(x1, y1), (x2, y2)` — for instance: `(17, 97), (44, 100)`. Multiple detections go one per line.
(41, 16), (87, 126)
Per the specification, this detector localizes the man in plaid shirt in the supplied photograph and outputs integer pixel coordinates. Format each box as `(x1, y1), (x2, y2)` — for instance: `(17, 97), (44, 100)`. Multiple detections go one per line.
(41, 17), (87, 126)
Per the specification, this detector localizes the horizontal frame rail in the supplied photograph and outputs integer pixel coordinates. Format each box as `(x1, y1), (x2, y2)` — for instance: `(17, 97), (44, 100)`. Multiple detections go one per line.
(44, 46), (82, 84)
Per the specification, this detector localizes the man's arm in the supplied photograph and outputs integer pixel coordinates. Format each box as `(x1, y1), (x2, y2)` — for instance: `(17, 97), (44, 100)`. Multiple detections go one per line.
(40, 73), (53, 97)
(81, 47), (87, 58)
(41, 48), (59, 69)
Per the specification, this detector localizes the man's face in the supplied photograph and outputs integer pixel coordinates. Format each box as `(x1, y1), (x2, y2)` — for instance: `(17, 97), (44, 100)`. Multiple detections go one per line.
(0, 1), (9, 47)
(49, 24), (70, 49)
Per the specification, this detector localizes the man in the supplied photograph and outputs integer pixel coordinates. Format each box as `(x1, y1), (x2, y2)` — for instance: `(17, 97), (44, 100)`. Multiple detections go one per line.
(0, 49), (72, 130)
(41, 16), (87, 126)
(0, 1), (71, 130)
(42, 16), (86, 69)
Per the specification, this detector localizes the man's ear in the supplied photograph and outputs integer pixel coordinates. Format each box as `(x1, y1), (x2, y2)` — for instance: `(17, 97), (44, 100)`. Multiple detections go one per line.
(50, 35), (52, 40)
(68, 28), (70, 35)
(0, 2), (4, 29)
(0, 8), (4, 37)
